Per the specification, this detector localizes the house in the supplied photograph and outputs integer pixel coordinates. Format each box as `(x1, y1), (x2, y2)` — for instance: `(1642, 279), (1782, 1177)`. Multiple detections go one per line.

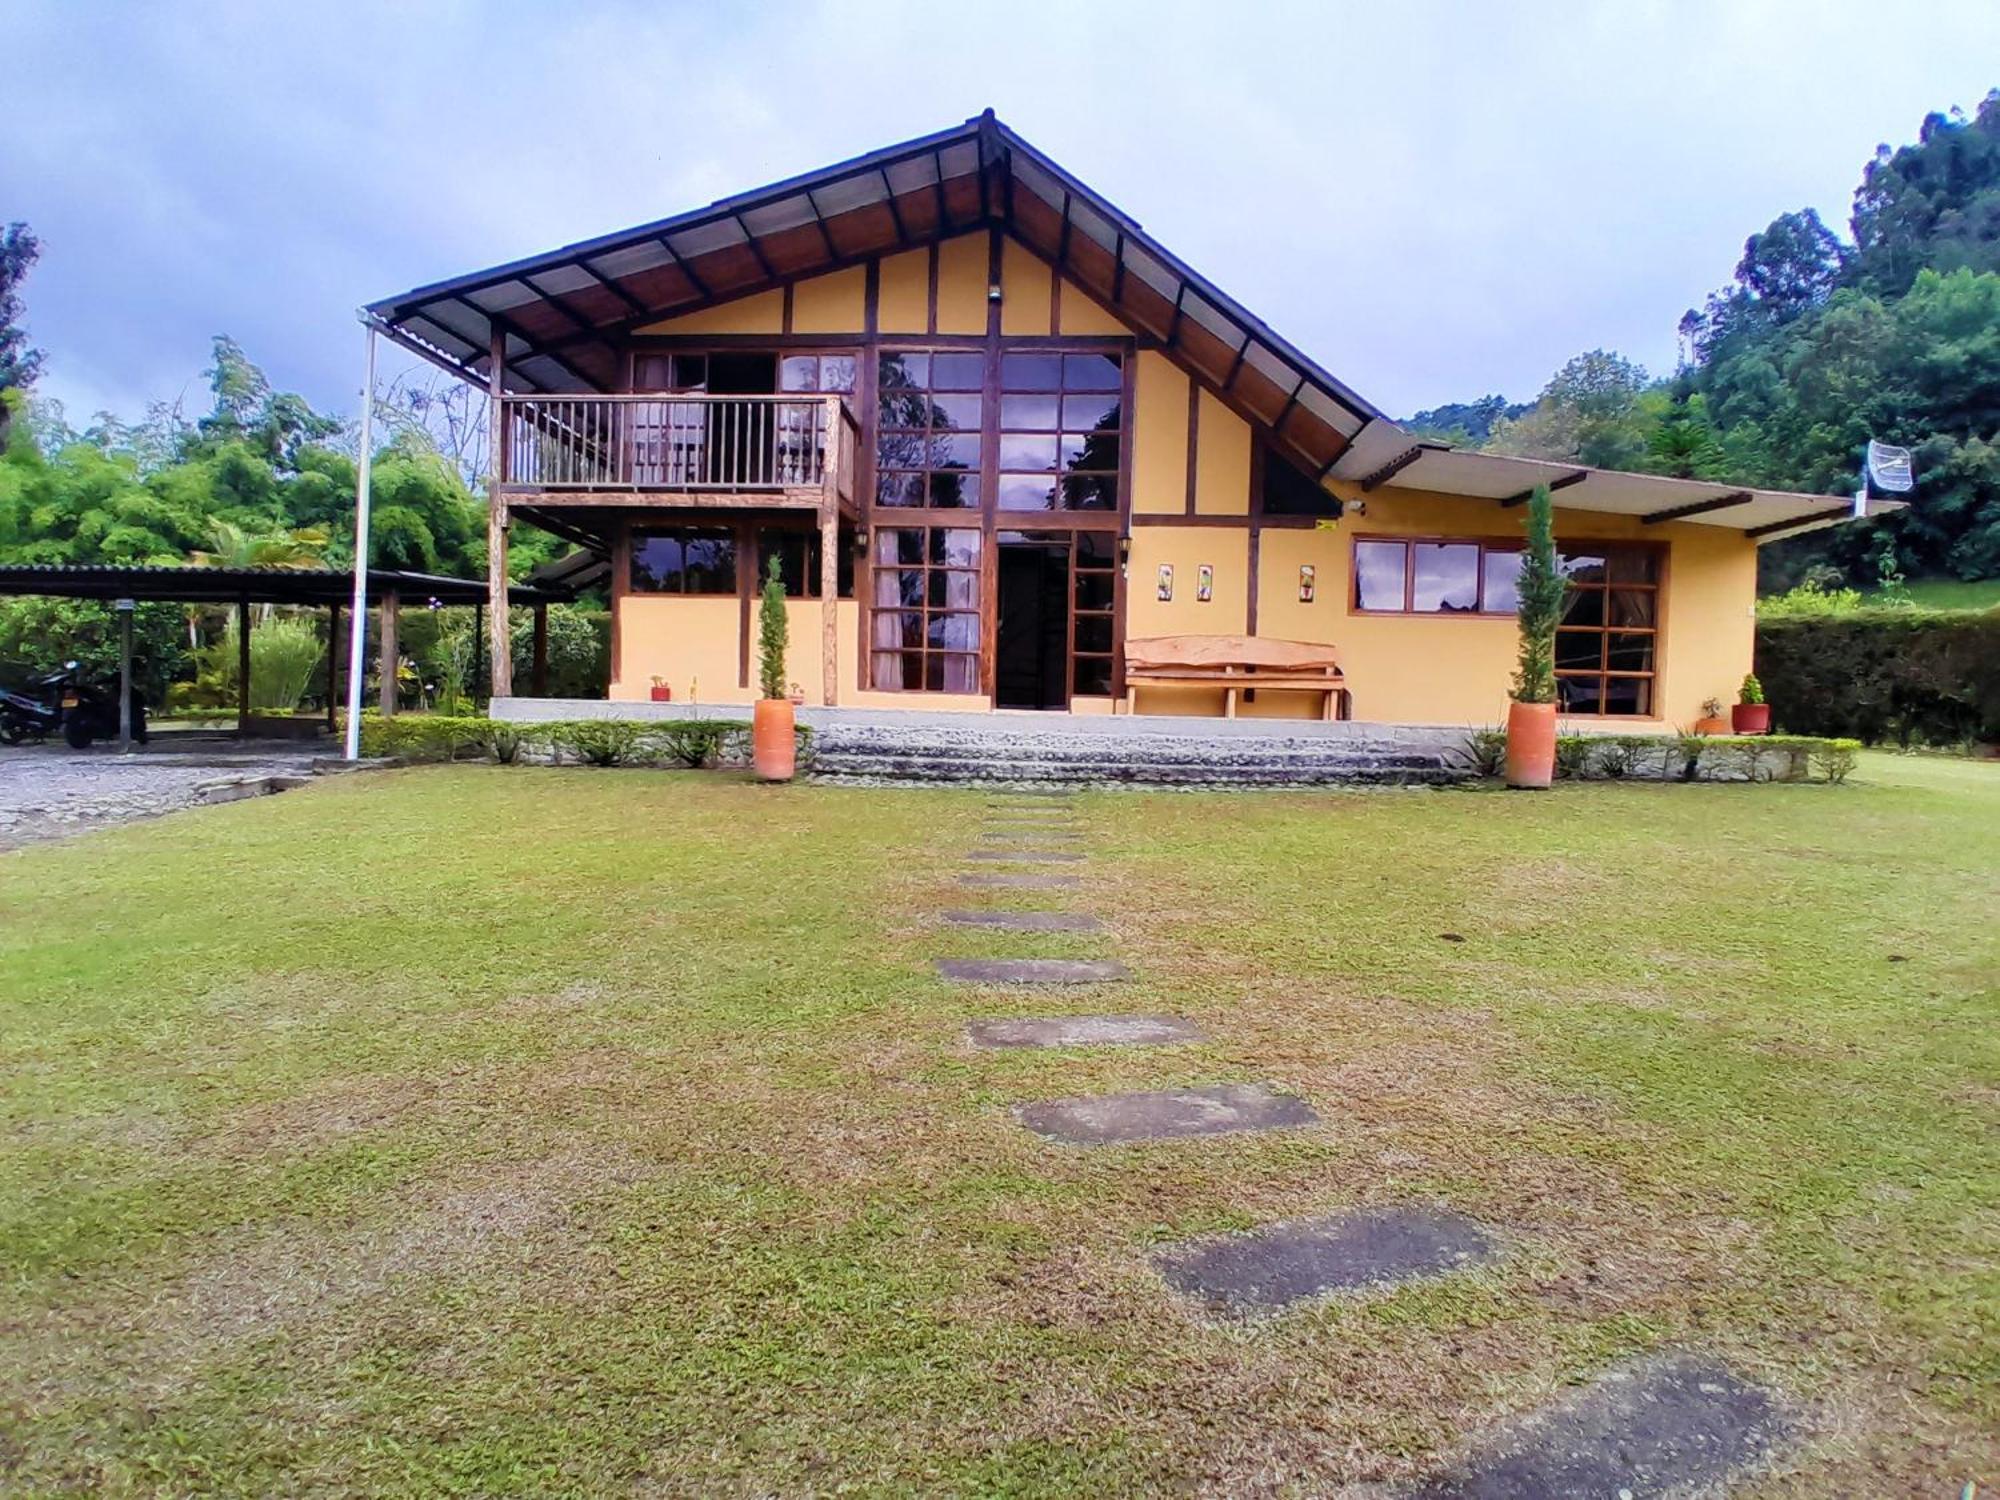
(362, 112), (1896, 727)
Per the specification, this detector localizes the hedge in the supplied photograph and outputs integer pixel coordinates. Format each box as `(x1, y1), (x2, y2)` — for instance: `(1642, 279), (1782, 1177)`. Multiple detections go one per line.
(357, 714), (811, 770)
(1458, 728), (1862, 784)
(1755, 609), (2000, 747)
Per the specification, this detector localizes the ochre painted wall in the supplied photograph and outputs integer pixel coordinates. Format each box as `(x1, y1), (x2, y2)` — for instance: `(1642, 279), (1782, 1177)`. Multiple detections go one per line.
(1000, 238), (1053, 336)
(1131, 352), (1189, 516)
(635, 288), (784, 337)
(935, 234), (987, 334)
(878, 249), (929, 334)
(791, 266), (865, 334)
(1193, 391), (1252, 515)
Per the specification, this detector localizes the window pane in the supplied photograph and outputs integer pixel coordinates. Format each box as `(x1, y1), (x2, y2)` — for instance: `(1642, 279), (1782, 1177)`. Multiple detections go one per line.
(778, 356), (818, 392)
(878, 352), (927, 389)
(1062, 394), (1121, 432)
(756, 531), (810, 596)
(877, 471), (923, 507)
(1061, 432), (1119, 470)
(819, 355), (856, 393)
(680, 531), (736, 594)
(928, 433), (982, 469)
(1354, 540), (1407, 610)
(943, 570), (979, 609)
(998, 474), (1056, 509)
(1075, 616), (1113, 654)
(931, 394), (982, 432)
(1560, 552), (1608, 583)
(1073, 656), (1113, 696)
(1075, 572), (1114, 610)
(871, 650), (900, 688)
(1000, 433), (1058, 471)
(630, 533), (686, 592)
(1480, 550), (1523, 613)
(928, 471), (979, 508)
(1603, 675), (1653, 715)
(1059, 473), (1118, 510)
(1555, 630), (1603, 670)
(1606, 632), (1655, 673)
(1075, 531), (1116, 565)
(1000, 394), (1060, 429)
(941, 530), (982, 567)
(1561, 588), (1606, 628)
(931, 352), (984, 390)
(1608, 589), (1656, 627)
(942, 654), (981, 693)
(1063, 353), (1121, 390)
(1412, 542), (1480, 613)
(1557, 675), (1604, 714)
(1001, 352), (1063, 390)
(1609, 550), (1657, 584)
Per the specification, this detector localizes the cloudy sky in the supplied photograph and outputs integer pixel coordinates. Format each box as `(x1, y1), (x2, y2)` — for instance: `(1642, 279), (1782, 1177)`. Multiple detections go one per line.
(9, 1), (1997, 429)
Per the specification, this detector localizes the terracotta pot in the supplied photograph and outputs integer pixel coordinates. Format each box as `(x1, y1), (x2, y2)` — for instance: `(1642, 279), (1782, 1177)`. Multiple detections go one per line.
(1694, 716), (1729, 736)
(650, 685), (672, 702)
(1505, 700), (1557, 789)
(752, 697), (795, 782)
(1730, 703), (1771, 735)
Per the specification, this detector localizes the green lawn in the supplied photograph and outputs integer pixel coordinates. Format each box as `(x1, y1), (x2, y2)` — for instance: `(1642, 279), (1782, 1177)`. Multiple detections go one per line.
(2, 758), (1995, 1495)
(1876, 577), (2000, 612)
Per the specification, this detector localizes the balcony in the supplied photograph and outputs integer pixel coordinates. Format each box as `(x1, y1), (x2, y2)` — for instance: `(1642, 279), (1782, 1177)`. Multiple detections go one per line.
(498, 394), (859, 509)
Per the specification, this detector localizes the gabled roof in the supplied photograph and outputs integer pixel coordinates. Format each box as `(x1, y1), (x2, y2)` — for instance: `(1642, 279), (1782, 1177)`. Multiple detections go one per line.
(365, 110), (1380, 484)
(365, 110), (1901, 546)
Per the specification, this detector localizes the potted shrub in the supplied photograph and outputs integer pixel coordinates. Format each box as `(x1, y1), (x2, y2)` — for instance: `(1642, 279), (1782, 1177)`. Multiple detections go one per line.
(752, 555), (795, 782)
(1505, 484), (1564, 789)
(1694, 696), (1729, 735)
(1731, 673), (1771, 735)
(650, 675), (672, 703)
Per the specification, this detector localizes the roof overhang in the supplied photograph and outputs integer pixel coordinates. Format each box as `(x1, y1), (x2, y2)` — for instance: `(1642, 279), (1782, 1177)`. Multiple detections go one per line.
(0, 565), (572, 607)
(364, 110), (1381, 483)
(1326, 423), (1904, 543)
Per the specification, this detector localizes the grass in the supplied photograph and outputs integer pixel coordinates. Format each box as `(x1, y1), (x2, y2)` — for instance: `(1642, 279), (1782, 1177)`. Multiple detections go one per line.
(1873, 577), (2000, 612)
(1, 757), (1995, 1494)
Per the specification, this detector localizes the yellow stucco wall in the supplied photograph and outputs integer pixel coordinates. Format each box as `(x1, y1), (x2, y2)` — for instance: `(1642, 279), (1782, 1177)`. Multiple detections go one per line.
(935, 234), (988, 335)
(1000, 238), (1053, 336)
(879, 248), (929, 334)
(634, 288), (784, 337)
(790, 266), (865, 334)
(1058, 278), (1127, 335)
(1193, 391), (1252, 515)
(1131, 352), (1189, 516)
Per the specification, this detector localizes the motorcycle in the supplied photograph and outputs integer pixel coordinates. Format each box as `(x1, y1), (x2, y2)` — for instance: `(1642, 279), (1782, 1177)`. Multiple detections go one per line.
(0, 662), (147, 749)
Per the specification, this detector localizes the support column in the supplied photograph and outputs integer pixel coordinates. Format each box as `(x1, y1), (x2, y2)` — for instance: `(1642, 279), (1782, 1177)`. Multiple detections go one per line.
(327, 601), (341, 733)
(235, 596), (251, 737)
(820, 395), (840, 707)
(485, 329), (514, 699)
(472, 602), (485, 704)
(115, 598), (134, 752)
(343, 322), (378, 761)
(532, 602), (549, 696)
(378, 589), (400, 716)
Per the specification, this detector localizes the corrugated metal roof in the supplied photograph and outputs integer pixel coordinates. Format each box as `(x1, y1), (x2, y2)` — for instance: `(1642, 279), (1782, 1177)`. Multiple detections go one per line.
(0, 565), (571, 605)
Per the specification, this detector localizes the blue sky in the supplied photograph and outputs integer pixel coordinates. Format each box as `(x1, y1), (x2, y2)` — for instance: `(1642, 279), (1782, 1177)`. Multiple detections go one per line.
(9, 0), (1998, 429)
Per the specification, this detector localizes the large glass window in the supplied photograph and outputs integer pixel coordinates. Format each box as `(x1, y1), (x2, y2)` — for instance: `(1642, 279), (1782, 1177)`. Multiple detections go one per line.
(1071, 531), (1117, 696)
(996, 352), (1122, 511)
(1351, 537), (1522, 615)
(630, 527), (736, 594)
(876, 351), (983, 510)
(779, 353), (857, 395)
(756, 527), (853, 599)
(1555, 549), (1659, 716)
(870, 526), (982, 691)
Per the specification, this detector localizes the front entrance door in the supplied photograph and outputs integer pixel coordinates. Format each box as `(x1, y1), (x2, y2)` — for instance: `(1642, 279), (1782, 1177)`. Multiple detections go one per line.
(996, 537), (1071, 709)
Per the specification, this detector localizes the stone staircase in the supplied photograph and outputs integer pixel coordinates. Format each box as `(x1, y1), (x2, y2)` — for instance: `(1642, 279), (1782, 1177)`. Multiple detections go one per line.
(807, 720), (1468, 787)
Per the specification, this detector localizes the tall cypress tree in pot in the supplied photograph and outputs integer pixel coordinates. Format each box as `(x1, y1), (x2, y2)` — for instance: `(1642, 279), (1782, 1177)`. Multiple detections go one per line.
(1506, 484), (1564, 789)
(752, 554), (795, 782)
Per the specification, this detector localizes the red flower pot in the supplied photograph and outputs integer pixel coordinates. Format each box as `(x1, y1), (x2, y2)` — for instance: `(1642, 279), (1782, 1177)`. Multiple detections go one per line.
(1730, 703), (1771, 735)
(1505, 700), (1557, 789)
(650, 685), (672, 702)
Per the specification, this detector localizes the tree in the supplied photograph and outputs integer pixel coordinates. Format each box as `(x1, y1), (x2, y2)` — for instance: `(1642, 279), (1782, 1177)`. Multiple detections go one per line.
(757, 553), (788, 699)
(1511, 486), (1562, 705)
(1850, 91), (2000, 298)
(0, 223), (42, 395)
(1485, 350), (1652, 470)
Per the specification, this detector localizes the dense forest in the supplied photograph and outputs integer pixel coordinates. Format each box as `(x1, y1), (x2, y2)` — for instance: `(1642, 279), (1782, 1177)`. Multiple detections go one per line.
(1408, 90), (2000, 591)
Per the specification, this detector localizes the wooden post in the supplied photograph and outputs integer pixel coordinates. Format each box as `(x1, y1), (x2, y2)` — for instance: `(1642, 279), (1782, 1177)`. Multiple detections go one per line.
(472, 603), (485, 704)
(326, 601), (341, 732)
(820, 396), (840, 707)
(532, 602), (549, 696)
(116, 600), (134, 752)
(378, 588), (400, 716)
(236, 596), (251, 736)
(486, 330), (514, 699)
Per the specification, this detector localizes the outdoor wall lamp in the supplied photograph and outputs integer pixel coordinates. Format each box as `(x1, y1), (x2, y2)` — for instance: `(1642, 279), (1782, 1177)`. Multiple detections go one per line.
(987, 282), (1003, 303)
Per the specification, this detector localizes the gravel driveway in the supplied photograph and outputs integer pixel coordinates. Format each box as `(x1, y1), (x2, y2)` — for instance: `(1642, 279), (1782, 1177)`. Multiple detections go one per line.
(0, 738), (336, 851)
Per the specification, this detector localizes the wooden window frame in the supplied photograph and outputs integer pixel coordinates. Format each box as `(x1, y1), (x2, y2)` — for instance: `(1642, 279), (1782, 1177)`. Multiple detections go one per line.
(628, 524), (739, 596)
(994, 349), (1125, 517)
(874, 348), (987, 517)
(1348, 534), (1525, 617)
(868, 524), (983, 693)
(1553, 547), (1663, 719)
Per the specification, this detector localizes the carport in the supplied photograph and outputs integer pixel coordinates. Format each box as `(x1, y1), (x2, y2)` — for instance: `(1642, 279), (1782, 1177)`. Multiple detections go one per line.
(0, 564), (572, 750)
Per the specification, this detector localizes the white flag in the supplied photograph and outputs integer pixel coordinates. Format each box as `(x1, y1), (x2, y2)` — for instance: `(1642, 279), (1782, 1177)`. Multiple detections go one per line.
(1866, 439), (1914, 493)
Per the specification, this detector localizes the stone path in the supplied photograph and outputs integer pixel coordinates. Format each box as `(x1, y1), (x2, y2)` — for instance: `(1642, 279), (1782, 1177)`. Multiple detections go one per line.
(928, 787), (1781, 1491)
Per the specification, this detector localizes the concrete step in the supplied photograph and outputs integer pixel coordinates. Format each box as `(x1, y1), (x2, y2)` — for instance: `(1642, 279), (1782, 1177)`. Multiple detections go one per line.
(809, 738), (1464, 787)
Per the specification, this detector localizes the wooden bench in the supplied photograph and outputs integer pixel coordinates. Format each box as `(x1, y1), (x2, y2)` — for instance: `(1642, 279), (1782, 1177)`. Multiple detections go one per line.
(1123, 635), (1351, 720)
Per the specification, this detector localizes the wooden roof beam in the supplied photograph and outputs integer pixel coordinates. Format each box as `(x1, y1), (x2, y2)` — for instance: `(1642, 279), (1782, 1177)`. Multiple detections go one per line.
(1745, 507), (1851, 540)
(1358, 444), (1430, 491)
(1499, 470), (1588, 507)
(1641, 490), (1753, 525)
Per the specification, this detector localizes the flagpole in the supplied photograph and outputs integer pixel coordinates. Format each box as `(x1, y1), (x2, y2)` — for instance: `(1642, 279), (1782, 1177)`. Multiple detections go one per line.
(343, 320), (377, 760)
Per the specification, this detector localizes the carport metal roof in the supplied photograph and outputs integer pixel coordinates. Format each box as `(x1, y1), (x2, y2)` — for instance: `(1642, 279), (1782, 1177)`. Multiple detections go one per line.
(0, 564), (572, 606)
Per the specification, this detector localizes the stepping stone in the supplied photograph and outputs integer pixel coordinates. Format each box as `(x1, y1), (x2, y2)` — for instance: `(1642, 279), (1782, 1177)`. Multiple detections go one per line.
(980, 830), (1082, 841)
(943, 910), (1103, 932)
(935, 958), (1129, 984)
(968, 1014), (1204, 1049)
(959, 873), (1080, 889)
(1016, 1083), (1318, 1146)
(1410, 1353), (1784, 1499)
(990, 798), (1073, 808)
(1153, 1207), (1495, 1313)
(966, 850), (1085, 863)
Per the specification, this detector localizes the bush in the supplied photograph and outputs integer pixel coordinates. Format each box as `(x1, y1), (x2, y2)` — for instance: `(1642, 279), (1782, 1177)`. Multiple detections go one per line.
(357, 714), (490, 760)
(647, 719), (734, 768)
(1459, 726), (1507, 777)
(1811, 740), (1860, 784)
(1554, 732), (1594, 779)
(1756, 609), (2000, 747)
(485, 721), (538, 764)
(548, 719), (644, 766)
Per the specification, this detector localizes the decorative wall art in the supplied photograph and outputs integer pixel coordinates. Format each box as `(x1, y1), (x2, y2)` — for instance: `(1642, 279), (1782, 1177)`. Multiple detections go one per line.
(1196, 564), (1214, 603)
(1299, 564), (1316, 603)
(1156, 563), (1174, 602)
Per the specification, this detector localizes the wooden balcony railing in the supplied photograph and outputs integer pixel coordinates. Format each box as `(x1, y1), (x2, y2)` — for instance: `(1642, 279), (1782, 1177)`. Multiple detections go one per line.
(499, 394), (858, 499)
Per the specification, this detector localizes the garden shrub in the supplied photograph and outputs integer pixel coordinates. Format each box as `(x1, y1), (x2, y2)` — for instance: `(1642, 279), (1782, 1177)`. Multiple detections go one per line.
(357, 714), (490, 760)
(1756, 609), (2000, 746)
(646, 719), (736, 768)
(1468, 728), (1862, 785)
(1458, 726), (1508, 777)
(547, 719), (645, 766)
(1553, 733), (1594, 779)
